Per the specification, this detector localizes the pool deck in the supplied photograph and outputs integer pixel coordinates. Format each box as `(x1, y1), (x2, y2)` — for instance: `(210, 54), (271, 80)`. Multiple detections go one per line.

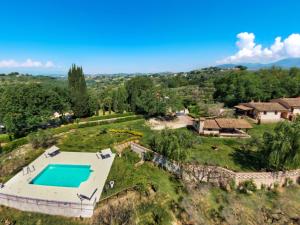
(0, 151), (115, 217)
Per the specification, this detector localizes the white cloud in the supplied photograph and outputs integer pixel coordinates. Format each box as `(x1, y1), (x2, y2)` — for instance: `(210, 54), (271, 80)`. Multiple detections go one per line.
(218, 33), (300, 64)
(0, 58), (55, 68)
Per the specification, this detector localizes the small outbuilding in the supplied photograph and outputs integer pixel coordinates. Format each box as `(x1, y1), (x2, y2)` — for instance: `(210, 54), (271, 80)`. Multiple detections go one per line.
(193, 118), (252, 137)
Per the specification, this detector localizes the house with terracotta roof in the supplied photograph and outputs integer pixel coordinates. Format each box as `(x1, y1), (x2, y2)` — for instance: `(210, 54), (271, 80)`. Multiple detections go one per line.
(193, 118), (252, 137)
(271, 97), (300, 120)
(234, 102), (288, 123)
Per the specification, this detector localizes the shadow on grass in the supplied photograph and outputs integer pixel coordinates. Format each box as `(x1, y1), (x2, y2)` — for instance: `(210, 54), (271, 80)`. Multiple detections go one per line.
(230, 148), (263, 171)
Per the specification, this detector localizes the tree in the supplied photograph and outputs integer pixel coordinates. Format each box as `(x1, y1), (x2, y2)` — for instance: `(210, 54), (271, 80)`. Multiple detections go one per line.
(28, 129), (56, 149)
(68, 65), (90, 117)
(149, 129), (197, 161)
(261, 118), (300, 170)
(235, 65), (248, 71)
(0, 83), (69, 137)
(112, 86), (128, 113)
(103, 97), (112, 114)
(125, 76), (154, 112)
(136, 88), (167, 116)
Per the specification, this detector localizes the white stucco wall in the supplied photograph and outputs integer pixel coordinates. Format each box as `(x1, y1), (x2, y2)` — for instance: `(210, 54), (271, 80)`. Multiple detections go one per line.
(203, 129), (220, 135)
(292, 108), (300, 115)
(258, 111), (282, 123)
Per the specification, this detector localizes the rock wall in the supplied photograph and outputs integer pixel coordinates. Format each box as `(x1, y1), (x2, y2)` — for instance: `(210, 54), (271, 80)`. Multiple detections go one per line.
(130, 143), (300, 189)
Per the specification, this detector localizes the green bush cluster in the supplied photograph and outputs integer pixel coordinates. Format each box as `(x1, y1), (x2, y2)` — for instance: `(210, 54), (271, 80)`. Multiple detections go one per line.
(108, 129), (143, 137)
(49, 124), (77, 135)
(1, 137), (28, 154)
(144, 151), (154, 161)
(0, 134), (11, 143)
(82, 112), (134, 122)
(77, 115), (143, 129)
(0, 116), (143, 156)
(28, 130), (56, 149)
(238, 180), (257, 194)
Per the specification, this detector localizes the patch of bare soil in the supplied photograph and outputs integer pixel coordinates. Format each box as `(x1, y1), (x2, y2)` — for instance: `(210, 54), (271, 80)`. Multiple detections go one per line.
(179, 182), (300, 225)
(0, 144), (42, 182)
(148, 115), (193, 130)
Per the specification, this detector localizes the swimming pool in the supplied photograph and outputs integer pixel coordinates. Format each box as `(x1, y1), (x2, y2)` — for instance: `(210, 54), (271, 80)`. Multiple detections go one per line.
(30, 164), (92, 188)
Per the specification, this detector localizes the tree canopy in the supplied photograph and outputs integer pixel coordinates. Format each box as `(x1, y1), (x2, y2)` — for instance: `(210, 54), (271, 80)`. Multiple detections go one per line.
(0, 83), (69, 137)
(149, 129), (198, 161)
(68, 65), (91, 117)
(261, 118), (300, 171)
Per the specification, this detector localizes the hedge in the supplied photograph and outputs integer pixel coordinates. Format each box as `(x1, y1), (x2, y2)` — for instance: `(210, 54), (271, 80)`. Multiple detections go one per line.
(80, 112), (134, 122)
(0, 115), (144, 155)
(0, 134), (11, 143)
(49, 124), (77, 135)
(77, 115), (143, 128)
(1, 137), (28, 154)
(108, 129), (143, 137)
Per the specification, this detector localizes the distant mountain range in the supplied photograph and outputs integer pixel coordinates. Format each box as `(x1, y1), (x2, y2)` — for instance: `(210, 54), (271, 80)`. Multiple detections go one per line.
(218, 58), (300, 70)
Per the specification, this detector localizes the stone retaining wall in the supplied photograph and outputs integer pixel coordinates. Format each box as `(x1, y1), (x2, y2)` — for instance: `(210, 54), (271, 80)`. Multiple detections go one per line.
(130, 142), (300, 188)
(235, 170), (300, 188)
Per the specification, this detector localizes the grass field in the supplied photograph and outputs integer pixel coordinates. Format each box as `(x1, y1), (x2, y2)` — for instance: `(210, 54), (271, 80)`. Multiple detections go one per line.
(185, 122), (277, 171)
(0, 120), (181, 225)
(58, 119), (154, 152)
(0, 118), (299, 225)
(102, 150), (181, 201)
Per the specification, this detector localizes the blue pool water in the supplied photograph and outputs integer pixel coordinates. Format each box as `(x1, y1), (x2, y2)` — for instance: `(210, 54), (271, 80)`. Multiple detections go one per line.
(30, 164), (92, 188)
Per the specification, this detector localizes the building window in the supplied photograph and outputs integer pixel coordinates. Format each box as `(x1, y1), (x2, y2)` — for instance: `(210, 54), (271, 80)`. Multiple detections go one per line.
(275, 111), (278, 115)
(264, 111), (267, 115)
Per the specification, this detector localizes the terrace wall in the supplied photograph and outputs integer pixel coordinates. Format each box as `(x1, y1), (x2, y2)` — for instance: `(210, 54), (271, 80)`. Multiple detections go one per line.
(130, 143), (300, 189)
(0, 193), (95, 217)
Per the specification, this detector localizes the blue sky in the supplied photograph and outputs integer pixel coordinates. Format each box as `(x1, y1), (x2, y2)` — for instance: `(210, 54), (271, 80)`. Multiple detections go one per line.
(0, 0), (300, 74)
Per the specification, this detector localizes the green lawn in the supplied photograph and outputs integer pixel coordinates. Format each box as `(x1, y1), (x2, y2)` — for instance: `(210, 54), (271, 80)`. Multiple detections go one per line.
(248, 123), (277, 138)
(186, 122), (277, 171)
(0, 119), (181, 225)
(186, 137), (245, 171)
(0, 118), (297, 225)
(102, 150), (181, 201)
(58, 119), (155, 152)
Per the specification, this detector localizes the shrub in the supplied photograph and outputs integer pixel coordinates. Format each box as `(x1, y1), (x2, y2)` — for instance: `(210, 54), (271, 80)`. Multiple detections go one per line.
(273, 182), (279, 189)
(283, 177), (293, 187)
(261, 184), (267, 190)
(238, 180), (257, 194)
(229, 179), (236, 190)
(123, 150), (140, 164)
(134, 182), (148, 196)
(99, 127), (108, 134)
(151, 182), (159, 192)
(2, 137), (28, 154)
(108, 129), (143, 137)
(82, 112), (134, 122)
(77, 115), (143, 128)
(144, 151), (154, 161)
(28, 130), (56, 149)
(0, 134), (11, 143)
(93, 202), (134, 225)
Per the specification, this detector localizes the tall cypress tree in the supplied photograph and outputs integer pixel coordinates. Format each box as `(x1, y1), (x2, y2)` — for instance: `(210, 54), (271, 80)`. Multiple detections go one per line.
(68, 64), (90, 117)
